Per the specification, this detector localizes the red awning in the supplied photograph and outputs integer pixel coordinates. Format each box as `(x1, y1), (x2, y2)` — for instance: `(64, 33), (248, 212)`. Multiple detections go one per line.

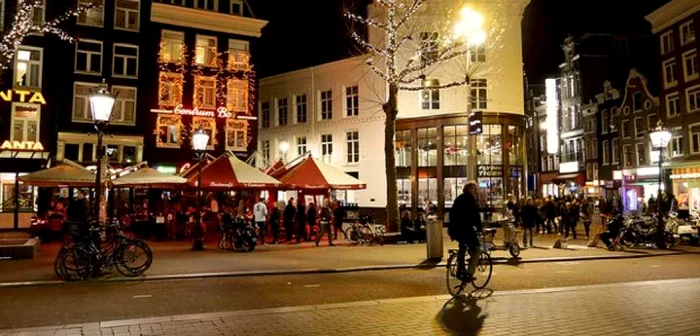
(278, 157), (366, 191)
(187, 154), (281, 189)
(264, 159), (287, 178)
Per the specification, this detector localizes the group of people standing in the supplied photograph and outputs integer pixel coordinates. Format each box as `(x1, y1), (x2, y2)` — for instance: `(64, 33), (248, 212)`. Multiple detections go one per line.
(263, 197), (346, 246)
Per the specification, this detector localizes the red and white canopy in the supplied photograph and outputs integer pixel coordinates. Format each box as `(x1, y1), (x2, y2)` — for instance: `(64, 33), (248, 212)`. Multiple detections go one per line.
(279, 157), (366, 191)
(187, 154), (281, 189)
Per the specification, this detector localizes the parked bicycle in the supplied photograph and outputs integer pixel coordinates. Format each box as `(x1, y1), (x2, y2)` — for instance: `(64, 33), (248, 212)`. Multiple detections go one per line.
(54, 221), (153, 281)
(445, 237), (493, 297)
(344, 215), (385, 245)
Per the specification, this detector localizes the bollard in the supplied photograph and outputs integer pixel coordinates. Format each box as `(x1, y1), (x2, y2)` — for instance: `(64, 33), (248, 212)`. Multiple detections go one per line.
(426, 216), (443, 260)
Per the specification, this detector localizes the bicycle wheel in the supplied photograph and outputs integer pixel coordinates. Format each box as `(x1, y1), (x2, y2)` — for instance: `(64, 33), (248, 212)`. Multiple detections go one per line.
(58, 246), (93, 281)
(471, 252), (493, 289)
(445, 253), (466, 298)
(54, 248), (69, 280)
(116, 240), (153, 277)
(345, 227), (358, 243)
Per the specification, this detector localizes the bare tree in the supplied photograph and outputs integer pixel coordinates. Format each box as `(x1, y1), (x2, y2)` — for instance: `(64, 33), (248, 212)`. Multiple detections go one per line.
(345, 0), (507, 229)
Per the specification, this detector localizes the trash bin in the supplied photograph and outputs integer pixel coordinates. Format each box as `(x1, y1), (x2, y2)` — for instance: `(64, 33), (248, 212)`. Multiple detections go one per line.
(426, 216), (443, 260)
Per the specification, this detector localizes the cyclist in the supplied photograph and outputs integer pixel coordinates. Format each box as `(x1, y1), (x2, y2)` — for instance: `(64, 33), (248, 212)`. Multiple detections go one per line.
(448, 182), (483, 281)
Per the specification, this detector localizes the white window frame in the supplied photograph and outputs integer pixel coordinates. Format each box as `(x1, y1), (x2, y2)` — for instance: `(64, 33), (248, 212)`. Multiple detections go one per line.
(420, 79), (440, 110)
(277, 97), (288, 126)
(621, 120), (631, 139)
(295, 94), (307, 124)
(78, 0), (104, 27)
(158, 72), (183, 107)
(110, 86), (137, 126)
(72, 82), (100, 123)
(194, 0), (218, 11)
(470, 78), (488, 109)
(683, 49), (698, 81)
(10, 103), (41, 142)
(75, 39), (103, 75)
(321, 134), (333, 162)
(469, 45), (485, 62)
(671, 135), (684, 157)
(688, 84), (700, 113)
(225, 119), (247, 152)
(320, 89), (332, 120)
(636, 143), (646, 166)
(690, 122), (700, 154)
(112, 43), (139, 78)
(634, 117), (644, 138)
(663, 58), (677, 88)
(667, 93), (680, 117)
(160, 30), (184, 63)
(660, 30), (674, 54)
(296, 136), (307, 156)
(612, 138), (619, 164)
(345, 85), (359, 117)
(156, 114), (182, 148)
(195, 35), (217, 67)
(13, 46), (42, 89)
(602, 140), (609, 165)
(260, 101), (270, 128)
(226, 79), (247, 112)
(680, 20), (696, 46)
(114, 0), (140, 31)
(346, 130), (359, 164)
(229, 0), (243, 15)
(194, 75), (216, 109)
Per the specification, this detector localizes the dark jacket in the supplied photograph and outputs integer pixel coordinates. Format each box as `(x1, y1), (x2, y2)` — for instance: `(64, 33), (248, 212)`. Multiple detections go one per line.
(448, 192), (482, 246)
(545, 201), (556, 219)
(270, 207), (281, 224)
(307, 206), (317, 225)
(520, 204), (538, 228)
(333, 206), (346, 227)
(296, 203), (306, 224)
(68, 198), (90, 223)
(283, 204), (296, 225)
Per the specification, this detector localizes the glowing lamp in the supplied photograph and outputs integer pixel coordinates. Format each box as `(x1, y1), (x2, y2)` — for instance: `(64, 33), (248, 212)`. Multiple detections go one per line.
(279, 141), (289, 153)
(89, 80), (115, 123)
(192, 127), (210, 152)
(649, 121), (671, 150)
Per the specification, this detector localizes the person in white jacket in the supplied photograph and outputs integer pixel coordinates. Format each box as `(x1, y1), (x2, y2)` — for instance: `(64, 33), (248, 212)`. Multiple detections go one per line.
(253, 198), (269, 244)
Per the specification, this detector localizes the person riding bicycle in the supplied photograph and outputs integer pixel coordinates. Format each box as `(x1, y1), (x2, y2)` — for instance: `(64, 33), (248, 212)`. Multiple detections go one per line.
(448, 182), (483, 281)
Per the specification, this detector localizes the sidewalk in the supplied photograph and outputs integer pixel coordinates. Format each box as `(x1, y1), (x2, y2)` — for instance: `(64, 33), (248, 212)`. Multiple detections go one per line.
(0, 227), (692, 285)
(2, 278), (698, 336)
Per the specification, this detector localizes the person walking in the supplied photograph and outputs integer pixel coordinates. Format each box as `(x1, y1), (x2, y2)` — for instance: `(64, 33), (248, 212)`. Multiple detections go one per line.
(316, 199), (335, 246)
(581, 198), (593, 239)
(306, 202), (317, 241)
(254, 198), (268, 245)
(283, 198), (296, 242)
(448, 182), (483, 281)
(332, 201), (346, 240)
(545, 196), (557, 234)
(296, 199), (306, 243)
(564, 202), (578, 239)
(520, 197), (538, 247)
(269, 200), (283, 244)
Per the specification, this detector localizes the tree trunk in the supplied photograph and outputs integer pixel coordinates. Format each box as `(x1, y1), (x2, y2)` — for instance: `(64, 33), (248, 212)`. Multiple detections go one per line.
(383, 84), (400, 232)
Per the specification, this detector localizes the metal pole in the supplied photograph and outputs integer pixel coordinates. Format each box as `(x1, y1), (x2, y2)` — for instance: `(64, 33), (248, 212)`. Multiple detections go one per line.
(197, 154), (203, 213)
(13, 171), (19, 230)
(94, 129), (104, 222)
(657, 148), (666, 249)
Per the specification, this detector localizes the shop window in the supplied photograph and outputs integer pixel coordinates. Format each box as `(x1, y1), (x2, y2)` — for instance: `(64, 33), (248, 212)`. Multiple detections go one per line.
(321, 90), (333, 120)
(195, 35), (217, 66)
(193, 76), (216, 109)
(115, 0), (139, 31)
(421, 79), (440, 110)
(443, 125), (468, 166)
(345, 85), (359, 117)
(113, 44), (138, 78)
(226, 119), (248, 151)
(155, 115), (181, 148)
(277, 98), (288, 126)
(10, 103), (40, 142)
(192, 117), (216, 150)
(477, 177), (503, 209)
(1, 173), (37, 213)
(160, 30), (184, 63)
(75, 40), (102, 74)
(64, 144), (80, 161)
(346, 131), (359, 163)
(72, 82), (100, 122)
(444, 177), (467, 208)
(476, 125), (502, 165)
(260, 101), (270, 128)
(395, 130), (412, 167)
(78, 0), (104, 26)
(417, 127), (437, 167)
(111, 86), (136, 126)
(159, 72), (183, 107)
(397, 178), (411, 205)
(321, 134), (333, 163)
(296, 136), (307, 156)
(508, 126), (521, 165)
(228, 39), (249, 71)
(295, 94), (307, 123)
(14, 46), (42, 89)
(227, 79), (248, 112)
(418, 177), (437, 207)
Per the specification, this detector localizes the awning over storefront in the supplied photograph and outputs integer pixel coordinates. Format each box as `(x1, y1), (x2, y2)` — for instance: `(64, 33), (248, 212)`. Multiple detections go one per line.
(19, 160), (95, 187)
(187, 153), (281, 189)
(278, 157), (366, 191)
(112, 167), (187, 188)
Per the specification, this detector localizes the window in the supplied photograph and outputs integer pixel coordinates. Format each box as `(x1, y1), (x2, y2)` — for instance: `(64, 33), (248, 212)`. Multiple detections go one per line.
(10, 103), (40, 142)
(321, 134), (333, 162)
(193, 76), (216, 109)
(612, 138), (619, 164)
(691, 123), (700, 154)
(688, 85), (700, 113)
(115, 0), (139, 31)
(417, 127), (437, 166)
(64, 144), (80, 161)
(158, 72), (183, 107)
(295, 94), (307, 123)
(421, 79), (440, 110)
(661, 31), (674, 54)
(260, 101), (270, 128)
(0, 0), (4, 29)
(569, 75), (576, 98)
(155, 115), (181, 148)
(680, 20), (696, 46)
(623, 144), (633, 167)
(667, 93), (680, 117)
(346, 131), (359, 163)
(444, 177), (468, 207)
(14, 47), (42, 89)
(113, 44), (138, 77)
(72, 82), (99, 122)
(225, 119), (247, 151)
(636, 143), (646, 166)
(227, 79), (247, 112)
(633, 92), (642, 112)
(592, 139), (598, 158)
(419, 32), (438, 64)
(471, 79), (487, 109)
(648, 113), (659, 132)
(601, 110), (609, 134)
(397, 178), (411, 205)
(470, 45), (485, 62)
(194, 0), (217, 11)
(111, 86), (136, 125)
(443, 125), (468, 166)
(78, 0), (104, 26)
(634, 117), (644, 137)
(671, 136), (684, 157)
(621, 120), (631, 138)
(663, 58), (677, 88)
(160, 30), (184, 63)
(20, 0), (44, 24)
(192, 117), (215, 149)
(261, 140), (270, 163)
(277, 98), (288, 126)
(321, 90), (332, 120)
(395, 130), (412, 167)
(345, 85), (359, 116)
(195, 35), (217, 66)
(75, 40), (102, 74)
(683, 50), (698, 81)
(228, 39), (249, 71)
(230, 0), (243, 15)
(602, 140), (609, 165)
(296, 137), (307, 156)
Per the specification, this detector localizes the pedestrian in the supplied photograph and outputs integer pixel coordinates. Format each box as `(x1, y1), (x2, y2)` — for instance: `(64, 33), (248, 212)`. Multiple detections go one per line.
(296, 199), (306, 243)
(520, 197), (537, 247)
(564, 202), (578, 239)
(507, 196), (520, 225)
(67, 190), (91, 224)
(537, 198), (546, 234)
(270, 200), (283, 244)
(284, 197), (296, 242)
(254, 198), (268, 245)
(448, 182), (483, 281)
(306, 202), (317, 241)
(545, 196), (557, 234)
(581, 198), (593, 239)
(316, 199), (335, 246)
(333, 201), (346, 240)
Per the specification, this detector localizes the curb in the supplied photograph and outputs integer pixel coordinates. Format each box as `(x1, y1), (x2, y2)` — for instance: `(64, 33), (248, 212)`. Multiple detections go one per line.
(0, 250), (687, 288)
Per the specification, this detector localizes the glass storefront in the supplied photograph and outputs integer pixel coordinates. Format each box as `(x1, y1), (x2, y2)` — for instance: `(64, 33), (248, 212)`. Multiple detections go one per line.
(0, 173), (37, 213)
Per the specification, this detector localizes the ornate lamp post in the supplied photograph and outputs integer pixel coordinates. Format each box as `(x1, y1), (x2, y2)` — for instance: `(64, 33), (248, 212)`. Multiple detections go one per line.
(192, 128), (210, 214)
(649, 120), (672, 249)
(89, 80), (115, 223)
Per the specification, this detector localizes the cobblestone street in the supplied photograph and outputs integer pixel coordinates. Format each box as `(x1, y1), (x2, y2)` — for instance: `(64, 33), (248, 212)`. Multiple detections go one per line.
(2, 277), (698, 336)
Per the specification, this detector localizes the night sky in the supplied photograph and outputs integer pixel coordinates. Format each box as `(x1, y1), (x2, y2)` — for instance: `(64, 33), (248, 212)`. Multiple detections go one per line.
(251, 0), (672, 83)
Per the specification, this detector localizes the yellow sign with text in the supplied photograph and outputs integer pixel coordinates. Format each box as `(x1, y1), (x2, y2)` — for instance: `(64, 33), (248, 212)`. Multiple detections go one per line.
(0, 140), (45, 151)
(0, 90), (46, 104)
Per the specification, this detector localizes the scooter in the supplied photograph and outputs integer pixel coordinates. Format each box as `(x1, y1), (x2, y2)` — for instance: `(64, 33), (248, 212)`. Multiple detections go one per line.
(667, 212), (699, 246)
(483, 219), (521, 258)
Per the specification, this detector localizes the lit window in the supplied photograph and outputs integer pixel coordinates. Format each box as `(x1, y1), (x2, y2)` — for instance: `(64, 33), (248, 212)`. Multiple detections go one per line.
(155, 115), (181, 148)
(194, 0), (217, 11)
(228, 39), (249, 71)
(10, 103), (40, 142)
(260, 101), (270, 128)
(160, 30), (184, 63)
(666, 93), (680, 117)
(226, 79), (247, 112)
(14, 47), (42, 88)
(111, 86), (136, 125)
(277, 98), (288, 126)
(345, 85), (359, 116)
(115, 0), (139, 31)
(660, 31), (674, 54)
(72, 82), (100, 122)
(296, 137), (307, 156)
(230, 0), (243, 15)
(158, 72), (183, 107)
(321, 134), (333, 163)
(320, 90), (332, 120)
(194, 76), (216, 109)
(688, 85), (700, 113)
(683, 49), (698, 81)
(78, 0), (104, 27)
(421, 79), (440, 110)
(195, 35), (217, 66)
(225, 119), (247, 151)
(680, 20), (696, 46)
(295, 94), (307, 123)
(75, 40), (102, 74)
(346, 131), (359, 163)
(192, 117), (216, 149)
(470, 79), (487, 109)
(113, 44), (138, 77)
(663, 58), (677, 88)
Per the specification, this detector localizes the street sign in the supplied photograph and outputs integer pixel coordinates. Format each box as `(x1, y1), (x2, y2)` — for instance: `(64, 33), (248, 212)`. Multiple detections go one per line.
(469, 111), (483, 135)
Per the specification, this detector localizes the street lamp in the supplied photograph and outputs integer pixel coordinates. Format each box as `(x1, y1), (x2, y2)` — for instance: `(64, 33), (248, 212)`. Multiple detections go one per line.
(89, 79), (115, 223)
(191, 127), (209, 250)
(279, 141), (289, 162)
(649, 120), (672, 249)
